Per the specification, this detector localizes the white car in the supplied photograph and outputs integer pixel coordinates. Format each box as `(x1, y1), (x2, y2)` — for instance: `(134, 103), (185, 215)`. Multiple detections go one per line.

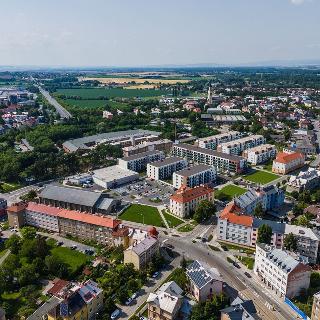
(131, 292), (138, 300)
(111, 309), (120, 320)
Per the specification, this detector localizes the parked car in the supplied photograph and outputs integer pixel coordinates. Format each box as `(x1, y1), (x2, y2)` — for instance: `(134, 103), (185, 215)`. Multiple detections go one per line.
(111, 309), (120, 320)
(71, 245), (77, 250)
(152, 271), (159, 278)
(125, 297), (133, 305)
(233, 262), (241, 269)
(57, 241), (63, 246)
(131, 292), (138, 300)
(244, 272), (252, 278)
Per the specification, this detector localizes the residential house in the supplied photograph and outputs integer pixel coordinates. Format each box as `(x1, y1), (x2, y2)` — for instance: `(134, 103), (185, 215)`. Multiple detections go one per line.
(272, 150), (305, 175)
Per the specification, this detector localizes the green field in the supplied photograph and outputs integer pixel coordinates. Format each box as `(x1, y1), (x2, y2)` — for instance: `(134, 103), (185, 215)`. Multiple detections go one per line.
(120, 204), (166, 227)
(162, 211), (184, 227)
(51, 247), (90, 274)
(215, 184), (247, 201)
(63, 99), (130, 110)
(236, 256), (255, 270)
(56, 88), (166, 99)
(243, 170), (279, 184)
(0, 182), (22, 193)
(177, 224), (194, 232)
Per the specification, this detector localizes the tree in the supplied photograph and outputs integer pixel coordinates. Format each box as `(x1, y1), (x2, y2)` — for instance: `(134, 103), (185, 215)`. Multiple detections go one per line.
(20, 189), (37, 202)
(21, 226), (37, 240)
(284, 233), (298, 252)
(257, 224), (272, 244)
(290, 191), (299, 200)
(180, 256), (187, 270)
(5, 234), (21, 254)
(294, 214), (310, 227)
(254, 203), (264, 218)
(194, 200), (216, 223)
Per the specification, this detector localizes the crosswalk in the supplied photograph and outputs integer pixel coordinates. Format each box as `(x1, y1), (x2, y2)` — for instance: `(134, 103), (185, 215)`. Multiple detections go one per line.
(265, 301), (274, 310)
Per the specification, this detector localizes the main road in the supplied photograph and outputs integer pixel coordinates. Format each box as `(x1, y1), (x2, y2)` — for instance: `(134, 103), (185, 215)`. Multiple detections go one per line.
(38, 86), (72, 119)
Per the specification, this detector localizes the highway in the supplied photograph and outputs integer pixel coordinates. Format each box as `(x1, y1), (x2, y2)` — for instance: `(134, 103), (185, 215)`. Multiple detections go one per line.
(38, 86), (72, 119)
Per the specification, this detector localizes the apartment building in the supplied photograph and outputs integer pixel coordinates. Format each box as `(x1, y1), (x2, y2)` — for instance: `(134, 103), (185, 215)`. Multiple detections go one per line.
(170, 185), (214, 218)
(197, 131), (242, 150)
(118, 150), (165, 172)
(234, 185), (284, 215)
(147, 157), (188, 181)
(172, 164), (216, 189)
(254, 243), (311, 298)
(62, 129), (161, 153)
(186, 260), (223, 302)
(147, 281), (183, 320)
(7, 202), (122, 246)
(272, 150), (305, 175)
(287, 168), (320, 193)
(172, 143), (247, 174)
(312, 292), (320, 320)
(220, 297), (257, 320)
(243, 144), (277, 165)
(122, 139), (173, 157)
(217, 135), (266, 156)
(124, 236), (159, 270)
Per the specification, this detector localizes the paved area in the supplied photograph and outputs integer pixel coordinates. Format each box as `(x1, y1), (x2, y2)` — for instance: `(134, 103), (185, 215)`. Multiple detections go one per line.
(0, 249), (10, 266)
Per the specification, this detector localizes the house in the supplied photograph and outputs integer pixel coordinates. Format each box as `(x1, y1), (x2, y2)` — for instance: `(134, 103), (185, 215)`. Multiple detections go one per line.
(220, 297), (258, 320)
(287, 168), (320, 193)
(172, 164), (216, 189)
(186, 260), (223, 302)
(147, 281), (183, 320)
(254, 243), (311, 298)
(170, 185), (214, 218)
(272, 150), (305, 175)
(123, 228), (159, 270)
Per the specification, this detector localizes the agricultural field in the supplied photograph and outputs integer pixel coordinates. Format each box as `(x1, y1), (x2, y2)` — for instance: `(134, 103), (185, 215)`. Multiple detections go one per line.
(56, 88), (167, 99)
(215, 184), (247, 201)
(62, 99), (129, 110)
(243, 170), (279, 184)
(120, 204), (166, 227)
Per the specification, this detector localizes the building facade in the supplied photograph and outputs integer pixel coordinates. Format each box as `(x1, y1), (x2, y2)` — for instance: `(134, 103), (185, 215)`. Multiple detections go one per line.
(172, 143), (247, 174)
(122, 139), (173, 157)
(272, 150), (305, 175)
(254, 243), (311, 298)
(170, 185), (214, 218)
(312, 292), (320, 320)
(243, 144), (277, 165)
(172, 164), (216, 189)
(217, 135), (266, 156)
(118, 150), (165, 172)
(147, 157), (188, 181)
(287, 168), (320, 193)
(197, 131), (242, 150)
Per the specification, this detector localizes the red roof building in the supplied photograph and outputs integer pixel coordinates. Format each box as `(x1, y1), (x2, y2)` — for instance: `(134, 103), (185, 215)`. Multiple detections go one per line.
(272, 151), (305, 174)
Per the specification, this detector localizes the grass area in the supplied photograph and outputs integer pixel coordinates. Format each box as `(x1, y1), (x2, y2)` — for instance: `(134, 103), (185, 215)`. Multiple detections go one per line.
(218, 241), (255, 254)
(0, 249), (8, 259)
(243, 170), (279, 184)
(215, 184), (246, 201)
(263, 162), (273, 172)
(236, 256), (255, 270)
(56, 88), (167, 99)
(120, 204), (166, 227)
(208, 245), (221, 252)
(63, 99), (129, 110)
(51, 247), (90, 274)
(177, 224), (194, 232)
(1, 292), (21, 300)
(0, 181), (23, 192)
(162, 210), (184, 228)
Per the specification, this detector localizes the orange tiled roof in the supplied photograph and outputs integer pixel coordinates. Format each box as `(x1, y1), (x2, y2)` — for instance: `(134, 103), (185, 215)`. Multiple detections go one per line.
(170, 185), (213, 204)
(220, 202), (253, 227)
(27, 202), (121, 229)
(274, 152), (304, 164)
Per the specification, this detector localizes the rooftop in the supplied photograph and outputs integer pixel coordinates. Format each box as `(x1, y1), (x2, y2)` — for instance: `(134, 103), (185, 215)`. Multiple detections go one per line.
(274, 151), (304, 164)
(148, 156), (185, 167)
(197, 131), (241, 142)
(174, 164), (215, 177)
(121, 149), (164, 162)
(127, 236), (158, 256)
(220, 202), (253, 227)
(93, 165), (138, 182)
(170, 185), (213, 204)
(218, 135), (264, 147)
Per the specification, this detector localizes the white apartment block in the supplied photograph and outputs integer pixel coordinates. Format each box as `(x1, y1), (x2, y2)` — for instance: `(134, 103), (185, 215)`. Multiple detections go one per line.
(243, 144), (277, 165)
(254, 243), (311, 299)
(172, 164), (216, 189)
(197, 131), (242, 150)
(24, 208), (59, 232)
(287, 168), (320, 193)
(147, 157), (188, 181)
(170, 185), (214, 218)
(118, 150), (165, 172)
(217, 135), (266, 156)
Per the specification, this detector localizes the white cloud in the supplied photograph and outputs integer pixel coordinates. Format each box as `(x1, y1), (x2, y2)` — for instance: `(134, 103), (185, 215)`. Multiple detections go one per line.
(289, 0), (312, 5)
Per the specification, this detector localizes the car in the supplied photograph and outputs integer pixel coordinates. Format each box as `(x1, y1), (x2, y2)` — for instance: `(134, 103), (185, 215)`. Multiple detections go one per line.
(233, 262), (241, 269)
(131, 292), (138, 300)
(111, 309), (120, 320)
(57, 241), (63, 246)
(244, 272), (252, 278)
(166, 244), (174, 249)
(125, 297), (133, 305)
(221, 245), (228, 251)
(139, 316), (147, 320)
(71, 245), (77, 250)
(152, 271), (159, 278)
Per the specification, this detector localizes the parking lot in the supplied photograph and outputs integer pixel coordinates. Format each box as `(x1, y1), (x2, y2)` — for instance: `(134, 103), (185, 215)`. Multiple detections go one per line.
(111, 178), (175, 207)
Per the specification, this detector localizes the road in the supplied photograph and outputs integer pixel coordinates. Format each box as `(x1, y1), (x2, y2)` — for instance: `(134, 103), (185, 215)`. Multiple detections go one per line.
(310, 119), (320, 167)
(38, 86), (72, 119)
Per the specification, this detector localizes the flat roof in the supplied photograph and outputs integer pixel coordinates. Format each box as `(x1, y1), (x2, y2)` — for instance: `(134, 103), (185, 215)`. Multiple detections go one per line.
(175, 164), (214, 177)
(173, 143), (245, 162)
(63, 129), (161, 151)
(93, 165), (138, 182)
(148, 157), (185, 168)
(197, 131), (241, 142)
(121, 150), (163, 162)
(218, 135), (264, 147)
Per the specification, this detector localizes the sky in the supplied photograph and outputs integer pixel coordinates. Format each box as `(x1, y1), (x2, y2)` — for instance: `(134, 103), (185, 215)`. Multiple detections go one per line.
(1, 0), (320, 67)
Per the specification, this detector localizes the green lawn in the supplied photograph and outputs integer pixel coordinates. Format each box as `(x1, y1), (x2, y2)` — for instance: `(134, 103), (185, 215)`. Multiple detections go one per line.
(120, 204), (166, 227)
(51, 247), (90, 274)
(177, 224), (194, 232)
(236, 256), (255, 270)
(243, 170), (279, 184)
(0, 182), (23, 193)
(63, 99), (129, 111)
(0, 249), (8, 259)
(215, 184), (247, 201)
(56, 88), (167, 99)
(218, 241), (255, 254)
(162, 211), (184, 227)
